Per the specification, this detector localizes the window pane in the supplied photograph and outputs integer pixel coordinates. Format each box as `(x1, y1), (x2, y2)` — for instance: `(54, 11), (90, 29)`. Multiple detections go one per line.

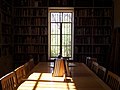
(51, 13), (62, 22)
(63, 13), (72, 22)
(62, 46), (71, 57)
(51, 23), (60, 34)
(62, 35), (71, 45)
(51, 46), (60, 57)
(50, 11), (73, 58)
(62, 23), (71, 34)
(51, 35), (60, 45)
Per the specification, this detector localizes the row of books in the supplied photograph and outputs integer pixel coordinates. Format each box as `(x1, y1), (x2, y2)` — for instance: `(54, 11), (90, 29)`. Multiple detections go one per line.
(2, 25), (12, 34)
(15, 45), (47, 53)
(92, 28), (111, 35)
(93, 8), (112, 17)
(75, 37), (110, 44)
(49, 0), (74, 6)
(34, 1), (48, 7)
(2, 36), (11, 44)
(1, 1), (12, 14)
(75, 28), (92, 35)
(31, 18), (47, 25)
(75, 9), (93, 17)
(14, 0), (32, 7)
(14, 0), (47, 7)
(15, 8), (47, 17)
(1, 14), (12, 24)
(75, 46), (106, 54)
(1, 47), (11, 56)
(14, 27), (47, 35)
(14, 36), (48, 44)
(14, 54), (47, 63)
(75, 46), (92, 53)
(3, 0), (13, 5)
(75, 8), (112, 17)
(75, 37), (91, 44)
(75, 18), (111, 26)
(75, 27), (111, 35)
(93, 37), (110, 44)
(14, 18), (47, 26)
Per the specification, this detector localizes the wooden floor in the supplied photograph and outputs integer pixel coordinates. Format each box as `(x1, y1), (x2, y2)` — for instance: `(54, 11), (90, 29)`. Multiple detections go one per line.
(19, 62), (111, 90)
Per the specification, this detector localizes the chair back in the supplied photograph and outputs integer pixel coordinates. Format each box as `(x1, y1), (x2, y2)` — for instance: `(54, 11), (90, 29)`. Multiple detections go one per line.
(24, 62), (30, 77)
(14, 65), (26, 85)
(0, 71), (17, 90)
(91, 61), (99, 73)
(28, 59), (34, 70)
(97, 65), (106, 81)
(106, 71), (120, 90)
(86, 57), (97, 69)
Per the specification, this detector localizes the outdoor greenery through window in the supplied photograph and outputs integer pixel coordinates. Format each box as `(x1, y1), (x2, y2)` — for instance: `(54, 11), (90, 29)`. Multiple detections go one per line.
(50, 12), (73, 58)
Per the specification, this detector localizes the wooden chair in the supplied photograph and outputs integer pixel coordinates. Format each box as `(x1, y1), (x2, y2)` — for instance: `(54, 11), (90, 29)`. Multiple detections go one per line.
(14, 65), (26, 86)
(86, 57), (97, 69)
(86, 58), (92, 68)
(24, 62), (30, 77)
(106, 71), (120, 90)
(91, 61), (99, 74)
(97, 65), (107, 81)
(0, 71), (17, 90)
(28, 58), (34, 70)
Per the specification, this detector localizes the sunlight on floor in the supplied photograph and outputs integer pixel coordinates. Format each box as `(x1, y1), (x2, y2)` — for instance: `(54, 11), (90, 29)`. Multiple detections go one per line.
(17, 72), (76, 90)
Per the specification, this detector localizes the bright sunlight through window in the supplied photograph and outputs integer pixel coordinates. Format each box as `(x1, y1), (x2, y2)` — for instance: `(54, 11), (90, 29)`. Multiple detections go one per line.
(48, 7), (74, 60)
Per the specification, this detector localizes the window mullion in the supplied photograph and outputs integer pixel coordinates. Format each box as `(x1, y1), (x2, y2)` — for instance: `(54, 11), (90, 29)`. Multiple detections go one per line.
(60, 22), (62, 56)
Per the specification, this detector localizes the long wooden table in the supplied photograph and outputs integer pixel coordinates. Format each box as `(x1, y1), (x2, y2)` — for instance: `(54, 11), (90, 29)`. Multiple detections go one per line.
(17, 62), (111, 90)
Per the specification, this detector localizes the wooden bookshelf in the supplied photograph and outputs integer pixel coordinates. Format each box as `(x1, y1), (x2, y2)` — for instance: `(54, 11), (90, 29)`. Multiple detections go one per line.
(1, 0), (13, 57)
(0, 0), (14, 77)
(74, 7), (113, 66)
(13, 0), (48, 66)
(0, 5), (1, 58)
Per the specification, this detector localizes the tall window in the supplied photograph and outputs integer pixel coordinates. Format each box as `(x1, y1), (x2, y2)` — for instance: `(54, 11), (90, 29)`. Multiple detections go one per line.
(48, 8), (74, 60)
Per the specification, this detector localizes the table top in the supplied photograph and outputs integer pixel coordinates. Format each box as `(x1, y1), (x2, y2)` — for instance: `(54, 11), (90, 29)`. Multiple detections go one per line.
(17, 62), (111, 90)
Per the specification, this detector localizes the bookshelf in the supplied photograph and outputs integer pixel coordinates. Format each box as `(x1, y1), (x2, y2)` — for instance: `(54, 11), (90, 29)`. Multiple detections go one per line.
(1, 0), (13, 57)
(13, 0), (48, 66)
(0, 0), (13, 77)
(74, 7), (113, 66)
(0, 4), (1, 58)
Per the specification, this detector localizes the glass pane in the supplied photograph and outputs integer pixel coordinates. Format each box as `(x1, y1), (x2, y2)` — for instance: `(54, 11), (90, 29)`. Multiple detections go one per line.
(62, 35), (71, 45)
(51, 13), (62, 22)
(63, 13), (72, 22)
(62, 23), (71, 34)
(50, 12), (73, 58)
(51, 23), (60, 34)
(51, 46), (60, 57)
(62, 46), (71, 57)
(51, 35), (60, 45)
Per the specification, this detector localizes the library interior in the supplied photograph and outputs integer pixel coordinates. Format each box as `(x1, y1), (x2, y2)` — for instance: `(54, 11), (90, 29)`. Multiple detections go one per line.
(0, 0), (120, 90)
